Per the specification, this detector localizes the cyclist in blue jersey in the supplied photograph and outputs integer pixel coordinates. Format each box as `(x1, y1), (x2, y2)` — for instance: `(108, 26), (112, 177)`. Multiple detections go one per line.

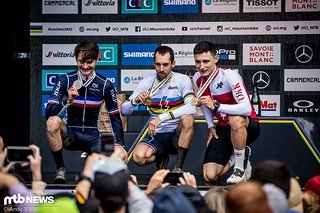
(45, 40), (126, 183)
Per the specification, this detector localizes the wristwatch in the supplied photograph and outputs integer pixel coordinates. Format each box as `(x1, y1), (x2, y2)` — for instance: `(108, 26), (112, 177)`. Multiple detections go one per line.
(78, 174), (91, 183)
(213, 101), (220, 112)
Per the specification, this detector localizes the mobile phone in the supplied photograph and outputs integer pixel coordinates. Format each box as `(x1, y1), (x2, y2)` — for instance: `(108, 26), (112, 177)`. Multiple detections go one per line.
(100, 132), (114, 156)
(164, 172), (183, 185)
(6, 146), (34, 163)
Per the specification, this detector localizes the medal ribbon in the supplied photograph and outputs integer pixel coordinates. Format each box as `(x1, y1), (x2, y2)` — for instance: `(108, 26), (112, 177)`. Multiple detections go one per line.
(195, 67), (218, 98)
(148, 73), (172, 97)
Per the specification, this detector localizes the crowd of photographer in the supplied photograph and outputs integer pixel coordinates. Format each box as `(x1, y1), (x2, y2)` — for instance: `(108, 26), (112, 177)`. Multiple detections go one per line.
(1, 134), (319, 213)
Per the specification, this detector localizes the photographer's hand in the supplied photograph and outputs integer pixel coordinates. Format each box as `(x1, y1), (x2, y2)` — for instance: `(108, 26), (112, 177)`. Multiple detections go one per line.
(145, 169), (170, 195)
(27, 144), (42, 181)
(178, 172), (197, 189)
(0, 149), (15, 173)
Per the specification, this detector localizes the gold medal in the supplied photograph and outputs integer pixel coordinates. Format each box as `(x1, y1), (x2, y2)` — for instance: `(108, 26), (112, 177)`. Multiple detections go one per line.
(190, 97), (199, 106)
(144, 97), (153, 106)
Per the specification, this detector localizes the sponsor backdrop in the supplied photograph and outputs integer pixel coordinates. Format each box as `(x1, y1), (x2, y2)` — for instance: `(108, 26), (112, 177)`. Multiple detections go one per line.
(30, 1), (319, 172)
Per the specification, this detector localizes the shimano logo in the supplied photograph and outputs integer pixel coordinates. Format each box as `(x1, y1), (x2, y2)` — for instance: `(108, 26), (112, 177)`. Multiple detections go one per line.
(123, 52), (154, 58)
(164, 0), (196, 5)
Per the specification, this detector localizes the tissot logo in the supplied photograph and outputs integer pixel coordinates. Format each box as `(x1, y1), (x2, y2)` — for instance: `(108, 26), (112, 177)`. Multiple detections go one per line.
(252, 71), (270, 89)
(295, 45), (313, 64)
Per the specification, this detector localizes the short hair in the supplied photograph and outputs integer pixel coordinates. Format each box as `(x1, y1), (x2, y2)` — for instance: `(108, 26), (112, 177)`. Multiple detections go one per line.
(74, 40), (99, 61)
(250, 160), (292, 198)
(193, 41), (217, 57)
(154, 45), (174, 63)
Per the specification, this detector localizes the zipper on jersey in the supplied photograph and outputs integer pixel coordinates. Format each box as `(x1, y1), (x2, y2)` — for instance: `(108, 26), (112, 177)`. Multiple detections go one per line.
(82, 87), (88, 132)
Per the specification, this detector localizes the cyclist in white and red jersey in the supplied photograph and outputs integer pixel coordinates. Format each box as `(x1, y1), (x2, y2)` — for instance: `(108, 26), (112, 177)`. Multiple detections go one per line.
(121, 46), (196, 172)
(193, 41), (260, 184)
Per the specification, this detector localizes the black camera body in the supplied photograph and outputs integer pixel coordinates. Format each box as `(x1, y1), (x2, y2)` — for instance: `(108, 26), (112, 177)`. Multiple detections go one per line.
(99, 132), (115, 156)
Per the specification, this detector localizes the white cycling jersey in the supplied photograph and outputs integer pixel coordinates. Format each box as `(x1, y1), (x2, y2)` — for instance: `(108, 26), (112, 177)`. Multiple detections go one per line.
(121, 72), (196, 133)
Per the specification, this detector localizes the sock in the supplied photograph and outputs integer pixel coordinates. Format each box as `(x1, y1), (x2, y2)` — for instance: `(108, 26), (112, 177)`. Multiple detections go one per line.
(234, 148), (245, 171)
(174, 147), (189, 170)
(52, 149), (64, 169)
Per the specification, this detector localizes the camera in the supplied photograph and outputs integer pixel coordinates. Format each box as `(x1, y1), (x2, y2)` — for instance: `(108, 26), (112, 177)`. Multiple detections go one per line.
(6, 146), (34, 163)
(164, 172), (183, 185)
(100, 132), (114, 156)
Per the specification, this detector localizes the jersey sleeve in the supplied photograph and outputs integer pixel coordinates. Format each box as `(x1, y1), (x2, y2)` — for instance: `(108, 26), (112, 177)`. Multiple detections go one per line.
(158, 74), (196, 121)
(218, 71), (252, 116)
(120, 79), (147, 116)
(45, 74), (69, 119)
(104, 81), (125, 146)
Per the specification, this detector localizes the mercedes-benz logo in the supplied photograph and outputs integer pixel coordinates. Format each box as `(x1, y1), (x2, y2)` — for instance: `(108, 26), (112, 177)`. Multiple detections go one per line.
(252, 71), (270, 89)
(295, 45), (313, 63)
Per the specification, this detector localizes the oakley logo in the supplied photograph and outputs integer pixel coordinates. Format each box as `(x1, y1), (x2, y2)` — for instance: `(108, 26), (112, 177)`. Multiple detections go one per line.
(292, 100), (314, 108)
(295, 45), (313, 64)
(252, 71), (270, 89)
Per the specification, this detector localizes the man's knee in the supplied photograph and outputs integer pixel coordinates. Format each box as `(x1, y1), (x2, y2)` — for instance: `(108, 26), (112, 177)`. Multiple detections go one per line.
(46, 116), (62, 131)
(203, 168), (219, 182)
(133, 147), (151, 166)
(229, 115), (247, 130)
(180, 114), (195, 130)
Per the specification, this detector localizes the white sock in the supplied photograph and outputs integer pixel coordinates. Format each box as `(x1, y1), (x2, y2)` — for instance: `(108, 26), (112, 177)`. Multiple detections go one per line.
(234, 148), (245, 171)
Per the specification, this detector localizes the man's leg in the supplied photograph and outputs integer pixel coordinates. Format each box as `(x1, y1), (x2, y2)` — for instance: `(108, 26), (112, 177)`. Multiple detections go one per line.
(227, 115), (250, 184)
(203, 162), (226, 182)
(133, 143), (156, 166)
(46, 116), (66, 183)
(172, 114), (194, 172)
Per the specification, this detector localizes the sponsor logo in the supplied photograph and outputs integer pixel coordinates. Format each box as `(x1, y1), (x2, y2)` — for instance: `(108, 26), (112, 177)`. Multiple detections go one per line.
(285, 96), (320, 117)
(244, 0), (281, 13)
(252, 71), (270, 89)
(243, 43), (281, 65)
(97, 44), (118, 66)
(217, 48), (236, 61)
(121, 44), (157, 66)
(122, 0), (158, 14)
(42, 0), (78, 14)
(233, 82), (245, 101)
(82, 0), (117, 14)
(162, 0), (198, 14)
(295, 45), (313, 63)
(286, 0), (320, 12)
(202, 0), (239, 13)
(168, 86), (178, 89)
(284, 69), (320, 91)
(84, 0), (116, 6)
(121, 69), (154, 91)
(42, 70), (73, 91)
(251, 95), (280, 116)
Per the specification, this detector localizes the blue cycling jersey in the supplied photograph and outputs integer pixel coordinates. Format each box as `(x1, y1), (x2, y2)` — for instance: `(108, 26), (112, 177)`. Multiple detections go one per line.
(45, 70), (124, 145)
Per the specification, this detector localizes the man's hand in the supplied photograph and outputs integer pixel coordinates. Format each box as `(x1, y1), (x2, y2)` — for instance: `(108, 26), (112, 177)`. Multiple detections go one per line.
(27, 144), (42, 181)
(113, 145), (128, 163)
(67, 84), (79, 103)
(207, 126), (218, 147)
(134, 92), (149, 104)
(0, 149), (15, 173)
(178, 172), (197, 189)
(148, 117), (162, 136)
(145, 169), (170, 195)
(199, 96), (215, 110)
